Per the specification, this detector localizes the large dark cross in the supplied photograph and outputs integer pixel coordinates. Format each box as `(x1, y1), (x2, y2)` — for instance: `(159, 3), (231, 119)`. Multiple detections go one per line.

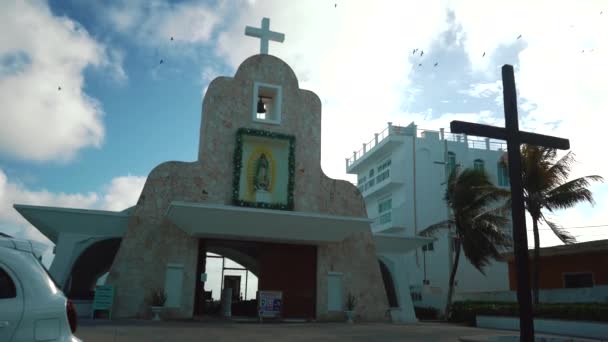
(450, 65), (569, 341)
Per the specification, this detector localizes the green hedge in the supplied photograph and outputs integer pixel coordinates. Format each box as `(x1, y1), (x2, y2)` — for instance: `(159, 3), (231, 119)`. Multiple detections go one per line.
(450, 301), (608, 325)
(414, 306), (440, 320)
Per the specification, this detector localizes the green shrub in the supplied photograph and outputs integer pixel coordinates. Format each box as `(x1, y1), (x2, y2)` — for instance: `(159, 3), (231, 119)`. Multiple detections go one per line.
(449, 301), (608, 325)
(414, 306), (439, 320)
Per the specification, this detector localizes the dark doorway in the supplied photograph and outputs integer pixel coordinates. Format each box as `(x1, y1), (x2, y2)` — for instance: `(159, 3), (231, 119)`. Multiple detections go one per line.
(66, 238), (121, 299)
(379, 260), (399, 308)
(194, 239), (317, 319)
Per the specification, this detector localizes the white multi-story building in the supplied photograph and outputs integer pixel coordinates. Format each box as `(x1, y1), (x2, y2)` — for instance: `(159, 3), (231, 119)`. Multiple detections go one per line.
(346, 122), (512, 312)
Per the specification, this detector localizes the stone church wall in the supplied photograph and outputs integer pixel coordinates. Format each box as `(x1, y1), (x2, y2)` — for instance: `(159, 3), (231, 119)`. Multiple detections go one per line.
(107, 55), (389, 321)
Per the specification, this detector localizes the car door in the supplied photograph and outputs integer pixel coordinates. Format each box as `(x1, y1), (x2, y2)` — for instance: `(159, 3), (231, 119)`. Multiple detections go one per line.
(0, 262), (24, 342)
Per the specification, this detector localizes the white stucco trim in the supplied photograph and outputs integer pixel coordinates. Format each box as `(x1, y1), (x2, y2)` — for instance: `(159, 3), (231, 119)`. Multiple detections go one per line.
(165, 201), (372, 244)
(373, 233), (434, 254)
(13, 204), (129, 243)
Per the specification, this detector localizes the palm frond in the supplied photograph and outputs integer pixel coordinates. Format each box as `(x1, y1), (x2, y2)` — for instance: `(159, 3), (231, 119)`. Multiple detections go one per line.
(545, 175), (604, 210)
(419, 220), (454, 237)
(445, 167), (512, 275)
(545, 219), (576, 244)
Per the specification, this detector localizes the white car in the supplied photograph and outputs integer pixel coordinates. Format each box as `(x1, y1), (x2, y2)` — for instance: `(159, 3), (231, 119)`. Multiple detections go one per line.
(0, 237), (81, 342)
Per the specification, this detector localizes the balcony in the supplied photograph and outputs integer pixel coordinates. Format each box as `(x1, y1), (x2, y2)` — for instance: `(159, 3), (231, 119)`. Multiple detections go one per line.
(346, 123), (508, 174)
(371, 204), (407, 234)
(356, 169), (403, 198)
(346, 123), (411, 174)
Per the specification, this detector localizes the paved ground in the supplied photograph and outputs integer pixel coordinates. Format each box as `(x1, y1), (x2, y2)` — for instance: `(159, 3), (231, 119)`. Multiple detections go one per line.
(75, 320), (520, 342)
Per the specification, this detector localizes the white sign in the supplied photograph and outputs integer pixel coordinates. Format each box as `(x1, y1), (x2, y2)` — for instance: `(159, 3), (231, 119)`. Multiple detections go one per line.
(258, 291), (282, 318)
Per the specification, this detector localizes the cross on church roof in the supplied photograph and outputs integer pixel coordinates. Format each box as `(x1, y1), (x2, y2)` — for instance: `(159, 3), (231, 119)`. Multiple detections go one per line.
(245, 17), (285, 55)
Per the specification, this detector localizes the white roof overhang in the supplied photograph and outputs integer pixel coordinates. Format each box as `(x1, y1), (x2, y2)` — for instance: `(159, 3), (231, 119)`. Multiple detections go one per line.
(13, 204), (129, 243)
(165, 201), (372, 245)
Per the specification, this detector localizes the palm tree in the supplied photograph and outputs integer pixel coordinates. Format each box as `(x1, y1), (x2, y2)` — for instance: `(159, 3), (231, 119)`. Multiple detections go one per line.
(520, 145), (604, 304)
(420, 167), (511, 318)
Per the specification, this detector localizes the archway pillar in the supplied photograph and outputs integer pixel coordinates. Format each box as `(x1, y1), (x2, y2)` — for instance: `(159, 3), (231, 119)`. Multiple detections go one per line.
(49, 233), (110, 290)
(379, 253), (418, 323)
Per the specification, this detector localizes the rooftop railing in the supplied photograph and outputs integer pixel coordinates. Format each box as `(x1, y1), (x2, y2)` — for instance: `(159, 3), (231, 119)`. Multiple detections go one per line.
(346, 123), (507, 169)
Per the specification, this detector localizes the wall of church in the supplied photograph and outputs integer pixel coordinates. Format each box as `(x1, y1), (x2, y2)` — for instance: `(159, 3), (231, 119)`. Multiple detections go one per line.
(107, 55), (389, 321)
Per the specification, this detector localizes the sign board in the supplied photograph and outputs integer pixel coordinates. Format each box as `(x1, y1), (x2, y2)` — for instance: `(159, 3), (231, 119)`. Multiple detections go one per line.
(258, 290), (282, 318)
(91, 285), (114, 319)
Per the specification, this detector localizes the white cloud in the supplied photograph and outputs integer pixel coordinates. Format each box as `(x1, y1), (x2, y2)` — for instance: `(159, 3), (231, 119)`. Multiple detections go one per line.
(0, 1), (125, 162)
(101, 175), (147, 211)
(106, 0), (223, 46)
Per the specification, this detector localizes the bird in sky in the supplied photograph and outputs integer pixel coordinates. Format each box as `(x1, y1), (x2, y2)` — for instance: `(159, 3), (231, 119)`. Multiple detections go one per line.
(413, 48), (418, 55)
(170, 37), (174, 41)
(433, 62), (438, 67)
(420, 50), (424, 57)
(517, 34), (522, 39)
(418, 63), (422, 67)
(482, 52), (486, 57)
(58, 86), (61, 91)
(160, 59), (164, 64)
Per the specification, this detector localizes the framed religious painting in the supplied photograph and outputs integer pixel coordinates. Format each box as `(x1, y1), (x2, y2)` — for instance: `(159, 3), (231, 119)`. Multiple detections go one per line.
(232, 128), (295, 210)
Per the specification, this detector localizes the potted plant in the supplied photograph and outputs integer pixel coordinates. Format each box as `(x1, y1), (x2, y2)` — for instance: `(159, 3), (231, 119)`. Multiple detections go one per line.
(149, 289), (167, 321)
(345, 292), (357, 324)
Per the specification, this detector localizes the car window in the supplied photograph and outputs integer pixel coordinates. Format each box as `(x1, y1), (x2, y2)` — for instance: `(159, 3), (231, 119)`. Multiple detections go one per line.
(0, 266), (17, 298)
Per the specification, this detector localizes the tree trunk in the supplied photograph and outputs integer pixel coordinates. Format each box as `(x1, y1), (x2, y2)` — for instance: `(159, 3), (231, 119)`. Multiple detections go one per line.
(532, 218), (541, 305)
(444, 237), (461, 319)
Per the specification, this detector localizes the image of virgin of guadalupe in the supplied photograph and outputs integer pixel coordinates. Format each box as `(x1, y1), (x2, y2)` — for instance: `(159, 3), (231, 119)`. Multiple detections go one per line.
(254, 153), (271, 191)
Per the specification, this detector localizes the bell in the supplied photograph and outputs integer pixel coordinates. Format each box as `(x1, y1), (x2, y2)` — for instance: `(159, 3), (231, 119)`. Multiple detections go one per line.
(257, 98), (266, 113)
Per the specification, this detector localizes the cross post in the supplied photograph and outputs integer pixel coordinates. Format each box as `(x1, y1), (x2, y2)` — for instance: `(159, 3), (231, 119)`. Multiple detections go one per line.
(245, 17), (285, 55)
(450, 65), (570, 342)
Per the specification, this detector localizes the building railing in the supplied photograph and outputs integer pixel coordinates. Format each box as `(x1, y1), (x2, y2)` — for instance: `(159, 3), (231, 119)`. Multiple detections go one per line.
(346, 122), (508, 169)
(370, 204), (408, 232)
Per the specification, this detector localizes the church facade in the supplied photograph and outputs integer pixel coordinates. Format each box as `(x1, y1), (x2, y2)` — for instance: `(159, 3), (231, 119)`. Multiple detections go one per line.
(106, 54), (393, 320)
(15, 54), (431, 322)
(15, 19), (433, 322)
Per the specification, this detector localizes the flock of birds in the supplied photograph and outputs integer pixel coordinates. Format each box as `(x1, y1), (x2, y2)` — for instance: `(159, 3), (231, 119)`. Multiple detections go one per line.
(56, 9), (603, 91)
(413, 34), (523, 69)
(411, 9), (604, 71)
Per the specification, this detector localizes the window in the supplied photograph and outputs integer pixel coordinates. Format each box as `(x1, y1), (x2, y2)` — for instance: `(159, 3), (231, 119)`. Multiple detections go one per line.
(474, 159), (485, 171)
(369, 168), (375, 178)
(447, 152), (456, 175)
(497, 162), (510, 187)
(252, 82), (282, 124)
(377, 170), (390, 183)
(563, 273), (594, 288)
(422, 243), (434, 252)
(378, 198), (392, 224)
(378, 198), (392, 213)
(376, 159), (391, 183)
(0, 267), (17, 298)
(377, 159), (391, 173)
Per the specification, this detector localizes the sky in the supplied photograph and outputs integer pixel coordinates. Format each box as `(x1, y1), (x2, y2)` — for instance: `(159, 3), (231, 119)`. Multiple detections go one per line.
(1, 0), (607, 268)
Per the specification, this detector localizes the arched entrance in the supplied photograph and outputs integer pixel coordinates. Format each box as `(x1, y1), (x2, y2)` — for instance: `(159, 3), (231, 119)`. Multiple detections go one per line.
(379, 259), (399, 308)
(194, 238), (317, 319)
(65, 238), (121, 299)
